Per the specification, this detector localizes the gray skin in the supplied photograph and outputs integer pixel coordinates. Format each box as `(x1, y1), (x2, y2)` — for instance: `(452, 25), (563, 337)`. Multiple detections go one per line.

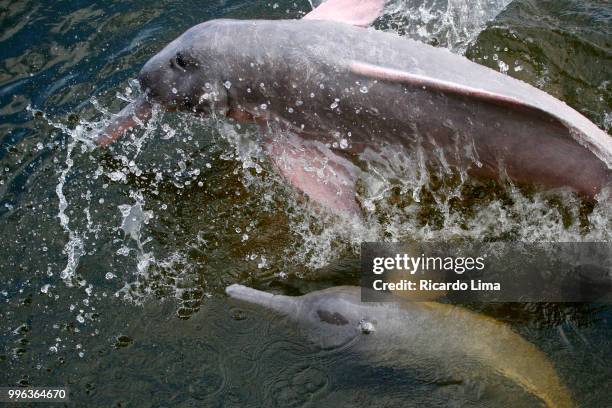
(131, 18), (611, 202)
(226, 284), (574, 408)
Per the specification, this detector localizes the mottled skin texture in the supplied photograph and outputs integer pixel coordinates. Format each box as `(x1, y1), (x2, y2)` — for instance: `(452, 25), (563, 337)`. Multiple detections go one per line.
(226, 284), (574, 408)
(135, 18), (610, 210)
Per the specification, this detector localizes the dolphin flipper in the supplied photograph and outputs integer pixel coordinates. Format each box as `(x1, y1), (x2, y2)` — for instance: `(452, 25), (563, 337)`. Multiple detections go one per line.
(265, 134), (362, 216)
(304, 0), (385, 27)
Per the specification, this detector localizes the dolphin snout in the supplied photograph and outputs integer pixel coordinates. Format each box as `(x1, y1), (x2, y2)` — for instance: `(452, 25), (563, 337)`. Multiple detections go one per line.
(225, 284), (248, 297)
(226, 284), (274, 305)
(226, 284), (297, 315)
(94, 95), (152, 146)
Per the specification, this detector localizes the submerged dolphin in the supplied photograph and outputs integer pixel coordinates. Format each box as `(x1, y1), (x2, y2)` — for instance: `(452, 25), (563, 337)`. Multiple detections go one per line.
(226, 284), (574, 408)
(97, 0), (611, 214)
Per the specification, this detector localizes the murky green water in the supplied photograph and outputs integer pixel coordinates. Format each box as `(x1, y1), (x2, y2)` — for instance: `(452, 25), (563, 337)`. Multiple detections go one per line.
(1, 0), (611, 406)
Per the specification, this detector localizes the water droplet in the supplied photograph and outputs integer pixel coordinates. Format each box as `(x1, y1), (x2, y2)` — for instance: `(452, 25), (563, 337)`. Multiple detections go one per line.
(171, 87), (178, 94)
(108, 171), (126, 182)
(224, 80), (232, 89)
(296, 100), (303, 106)
(360, 86), (369, 93)
(339, 139), (348, 149)
(287, 107), (294, 113)
(257, 256), (267, 269)
(260, 103), (268, 110)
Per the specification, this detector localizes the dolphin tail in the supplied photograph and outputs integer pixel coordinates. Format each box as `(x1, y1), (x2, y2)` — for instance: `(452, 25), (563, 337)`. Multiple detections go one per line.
(304, 0), (385, 27)
(226, 284), (298, 315)
(94, 95), (152, 146)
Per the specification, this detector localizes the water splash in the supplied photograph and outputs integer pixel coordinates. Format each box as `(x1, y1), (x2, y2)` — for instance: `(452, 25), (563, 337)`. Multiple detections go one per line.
(382, 0), (512, 53)
(37, 85), (610, 308)
(32, 1), (608, 307)
(217, 121), (611, 274)
(27, 107), (94, 286)
(117, 191), (155, 284)
(56, 141), (84, 286)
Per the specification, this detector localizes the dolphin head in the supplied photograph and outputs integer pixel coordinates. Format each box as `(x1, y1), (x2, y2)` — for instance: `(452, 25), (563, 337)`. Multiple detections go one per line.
(138, 22), (228, 115)
(94, 21), (229, 146)
(227, 285), (375, 350)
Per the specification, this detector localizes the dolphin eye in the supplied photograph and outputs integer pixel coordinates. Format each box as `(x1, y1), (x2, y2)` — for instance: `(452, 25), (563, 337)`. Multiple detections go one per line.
(174, 52), (197, 69)
(175, 52), (188, 68)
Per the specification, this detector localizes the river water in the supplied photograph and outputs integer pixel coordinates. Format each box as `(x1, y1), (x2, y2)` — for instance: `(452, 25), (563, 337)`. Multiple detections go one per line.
(1, 0), (611, 406)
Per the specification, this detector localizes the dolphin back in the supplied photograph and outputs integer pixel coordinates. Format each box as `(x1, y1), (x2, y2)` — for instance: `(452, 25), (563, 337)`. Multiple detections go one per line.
(403, 302), (575, 408)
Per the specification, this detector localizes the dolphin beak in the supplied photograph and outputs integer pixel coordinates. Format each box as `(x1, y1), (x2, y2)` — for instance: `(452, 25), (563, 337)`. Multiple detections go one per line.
(226, 284), (297, 315)
(94, 95), (152, 147)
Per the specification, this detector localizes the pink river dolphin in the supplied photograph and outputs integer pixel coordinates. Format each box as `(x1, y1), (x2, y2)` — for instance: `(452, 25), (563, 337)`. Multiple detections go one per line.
(96, 0), (612, 215)
(226, 284), (575, 408)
